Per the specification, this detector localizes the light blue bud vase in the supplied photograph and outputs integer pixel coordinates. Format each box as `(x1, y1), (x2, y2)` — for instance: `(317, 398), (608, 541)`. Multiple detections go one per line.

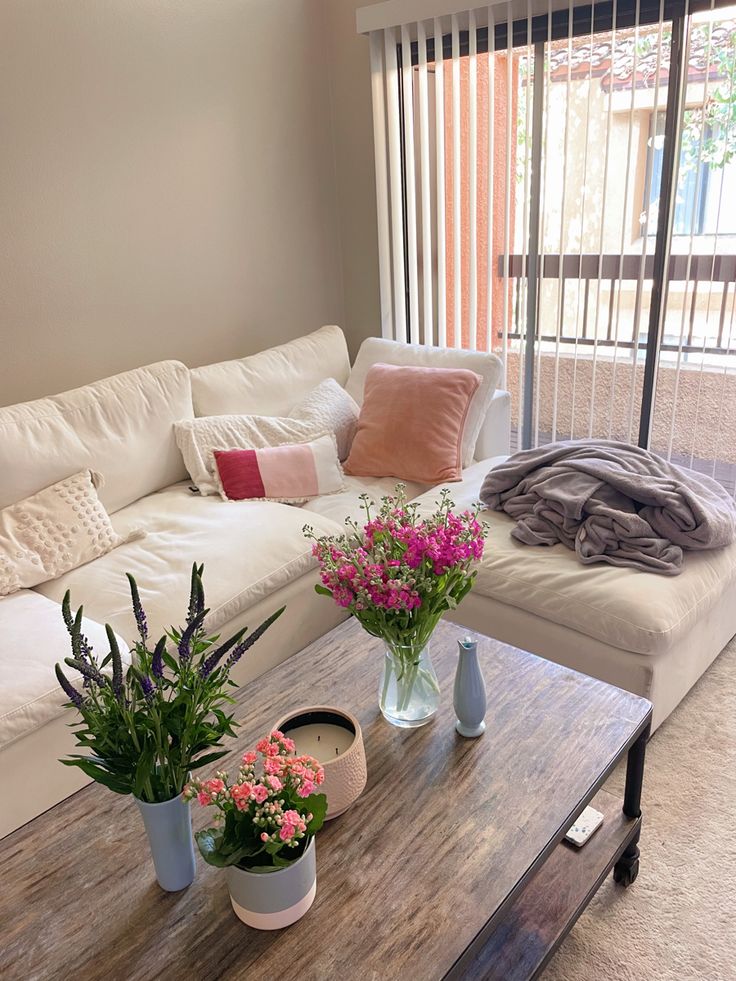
(453, 636), (487, 737)
(135, 794), (196, 892)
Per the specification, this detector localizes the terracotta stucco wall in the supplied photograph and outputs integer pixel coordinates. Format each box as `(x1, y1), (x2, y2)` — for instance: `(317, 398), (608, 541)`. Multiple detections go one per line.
(504, 350), (736, 464)
(444, 52), (517, 352)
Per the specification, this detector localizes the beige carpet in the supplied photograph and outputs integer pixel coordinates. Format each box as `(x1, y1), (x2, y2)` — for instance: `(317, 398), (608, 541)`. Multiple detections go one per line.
(545, 638), (736, 981)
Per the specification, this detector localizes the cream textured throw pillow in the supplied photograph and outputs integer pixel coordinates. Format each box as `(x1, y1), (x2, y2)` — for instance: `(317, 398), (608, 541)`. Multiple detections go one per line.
(174, 415), (317, 495)
(288, 378), (359, 461)
(0, 470), (138, 597)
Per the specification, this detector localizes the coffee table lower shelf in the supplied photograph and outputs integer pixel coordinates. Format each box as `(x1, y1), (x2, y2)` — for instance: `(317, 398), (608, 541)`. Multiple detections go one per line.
(451, 788), (640, 981)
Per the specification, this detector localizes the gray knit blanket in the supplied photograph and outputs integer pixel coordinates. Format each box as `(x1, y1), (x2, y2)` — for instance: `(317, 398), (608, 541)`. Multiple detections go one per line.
(480, 440), (736, 575)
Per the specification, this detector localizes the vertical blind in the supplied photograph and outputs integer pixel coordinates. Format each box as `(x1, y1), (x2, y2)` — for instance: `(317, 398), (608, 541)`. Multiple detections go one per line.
(365, 0), (736, 491)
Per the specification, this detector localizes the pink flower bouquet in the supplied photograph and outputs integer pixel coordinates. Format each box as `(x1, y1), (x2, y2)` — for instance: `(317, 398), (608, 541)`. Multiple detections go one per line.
(304, 485), (487, 726)
(185, 730), (327, 870)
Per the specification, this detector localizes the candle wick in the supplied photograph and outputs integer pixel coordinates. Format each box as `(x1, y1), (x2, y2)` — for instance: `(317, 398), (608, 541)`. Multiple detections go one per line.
(335, 748), (339, 756)
(317, 735), (320, 742)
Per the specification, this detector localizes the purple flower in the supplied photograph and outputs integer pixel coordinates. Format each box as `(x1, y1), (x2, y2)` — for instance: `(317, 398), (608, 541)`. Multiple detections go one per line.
(151, 637), (165, 680)
(140, 675), (155, 701)
(186, 563), (205, 626)
(198, 628), (247, 679)
(178, 610), (206, 662)
(61, 591), (93, 660)
(126, 574), (148, 644)
(55, 664), (84, 709)
(225, 608), (285, 671)
(65, 657), (105, 688)
(106, 625), (124, 701)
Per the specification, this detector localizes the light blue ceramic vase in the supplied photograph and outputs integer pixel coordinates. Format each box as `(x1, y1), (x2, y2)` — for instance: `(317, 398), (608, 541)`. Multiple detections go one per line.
(135, 793), (196, 892)
(453, 636), (487, 737)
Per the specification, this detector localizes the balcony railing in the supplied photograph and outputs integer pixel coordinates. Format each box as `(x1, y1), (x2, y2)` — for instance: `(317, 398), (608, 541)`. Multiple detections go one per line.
(500, 252), (736, 355)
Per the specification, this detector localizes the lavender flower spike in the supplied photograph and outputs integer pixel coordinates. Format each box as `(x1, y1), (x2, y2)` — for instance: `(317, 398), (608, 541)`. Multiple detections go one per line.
(64, 657), (106, 688)
(199, 628), (247, 679)
(186, 563), (205, 625)
(178, 609), (206, 661)
(225, 607), (285, 670)
(106, 625), (124, 701)
(140, 675), (155, 701)
(126, 573), (148, 644)
(151, 636), (166, 680)
(61, 591), (93, 659)
(55, 664), (84, 709)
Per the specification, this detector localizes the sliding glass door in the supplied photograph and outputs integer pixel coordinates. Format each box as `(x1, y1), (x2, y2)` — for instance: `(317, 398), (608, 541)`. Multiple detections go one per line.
(368, 0), (736, 491)
(648, 6), (736, 487)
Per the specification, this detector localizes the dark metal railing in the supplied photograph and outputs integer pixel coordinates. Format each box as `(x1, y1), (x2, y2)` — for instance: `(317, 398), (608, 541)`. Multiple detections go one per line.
(499, 252), (736, 355)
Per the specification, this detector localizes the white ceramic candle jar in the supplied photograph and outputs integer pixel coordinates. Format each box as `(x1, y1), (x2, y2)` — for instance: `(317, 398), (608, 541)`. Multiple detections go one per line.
(273, 706), (367, 819)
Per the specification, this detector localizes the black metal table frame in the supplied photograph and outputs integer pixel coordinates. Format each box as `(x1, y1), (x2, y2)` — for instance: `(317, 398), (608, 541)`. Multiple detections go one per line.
(447, 706), (653, 980)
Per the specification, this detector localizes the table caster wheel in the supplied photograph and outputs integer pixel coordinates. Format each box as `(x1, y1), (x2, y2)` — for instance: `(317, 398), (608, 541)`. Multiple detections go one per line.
(613, 857), (639, 887)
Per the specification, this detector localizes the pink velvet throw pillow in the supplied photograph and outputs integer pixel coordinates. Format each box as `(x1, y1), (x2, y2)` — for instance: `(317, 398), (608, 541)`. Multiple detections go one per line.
(344, 363), (482, 483)
(213, 434), (344, 503)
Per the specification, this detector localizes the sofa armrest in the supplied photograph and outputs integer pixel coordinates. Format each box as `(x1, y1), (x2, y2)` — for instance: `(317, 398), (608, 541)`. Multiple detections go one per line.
(474, 389), (511, 460)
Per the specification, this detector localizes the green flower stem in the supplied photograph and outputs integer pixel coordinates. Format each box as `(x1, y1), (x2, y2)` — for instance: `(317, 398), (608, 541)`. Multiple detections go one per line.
(380, 661), (393, 711)
(383, 642), (440, 714)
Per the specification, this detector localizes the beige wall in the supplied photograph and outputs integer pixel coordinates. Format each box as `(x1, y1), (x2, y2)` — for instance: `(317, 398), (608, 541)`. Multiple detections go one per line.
(323, 0), (383, 357)
(0, 0), (344, 406)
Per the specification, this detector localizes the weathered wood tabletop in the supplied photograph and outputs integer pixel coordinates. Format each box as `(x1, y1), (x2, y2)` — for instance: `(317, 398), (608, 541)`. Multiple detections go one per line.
(1, 617), (651, 981)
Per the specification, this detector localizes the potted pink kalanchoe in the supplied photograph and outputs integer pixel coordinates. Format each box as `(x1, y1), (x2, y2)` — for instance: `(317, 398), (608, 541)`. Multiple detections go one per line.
(304, 485), (487, 729)
(185, 729), (327, 930)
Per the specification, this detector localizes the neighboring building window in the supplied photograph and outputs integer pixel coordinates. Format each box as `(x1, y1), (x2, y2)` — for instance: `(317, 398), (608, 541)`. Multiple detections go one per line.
(646, 111), (736, 236)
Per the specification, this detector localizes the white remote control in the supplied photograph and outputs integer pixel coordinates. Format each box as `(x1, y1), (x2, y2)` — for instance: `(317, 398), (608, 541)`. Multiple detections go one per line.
(565, 805), (604, 847)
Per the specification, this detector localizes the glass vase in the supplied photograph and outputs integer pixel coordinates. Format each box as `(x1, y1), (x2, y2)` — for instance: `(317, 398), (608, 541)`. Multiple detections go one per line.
(379, 640), (440, 728)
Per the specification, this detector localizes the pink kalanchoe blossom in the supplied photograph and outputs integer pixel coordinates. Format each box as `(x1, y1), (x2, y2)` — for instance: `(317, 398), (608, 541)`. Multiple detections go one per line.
(202, 778), (225, 796)
(252, 784), (269, 804)
(283, 809), (307, 831)
(186, 728), (326, 869)
(230, 783), (253, 811)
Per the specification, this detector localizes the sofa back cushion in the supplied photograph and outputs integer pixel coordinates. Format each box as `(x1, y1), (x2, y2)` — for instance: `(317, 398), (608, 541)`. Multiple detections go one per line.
(345, 338), (502, 468)
(190, 325), (351, 418)
(0, 360), (192, 513)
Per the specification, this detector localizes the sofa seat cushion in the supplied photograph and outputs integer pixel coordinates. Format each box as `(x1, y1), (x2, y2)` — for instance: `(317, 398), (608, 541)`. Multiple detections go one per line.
(34, 483), (344, 645)
(0, 590), (130, 749)
(302, 475), (428, 526)
(412, 460), (736, 656)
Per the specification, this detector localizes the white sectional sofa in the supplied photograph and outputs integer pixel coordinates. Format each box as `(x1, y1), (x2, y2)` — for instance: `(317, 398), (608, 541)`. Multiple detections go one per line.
(2, 324), (734, 838)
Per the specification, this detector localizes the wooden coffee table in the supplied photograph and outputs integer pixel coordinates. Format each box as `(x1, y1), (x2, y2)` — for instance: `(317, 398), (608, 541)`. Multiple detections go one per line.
(0, 618), (651, 981)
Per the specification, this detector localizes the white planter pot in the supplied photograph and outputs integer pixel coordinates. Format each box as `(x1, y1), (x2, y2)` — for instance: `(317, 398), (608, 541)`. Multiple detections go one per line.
(226, 837), (316, 930)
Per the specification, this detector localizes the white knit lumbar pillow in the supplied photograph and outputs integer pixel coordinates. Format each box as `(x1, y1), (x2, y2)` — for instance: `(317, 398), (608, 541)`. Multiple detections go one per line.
(174, 414), (317, 495)
(288, 378), (359, 461)
(0, 470), (140, 596)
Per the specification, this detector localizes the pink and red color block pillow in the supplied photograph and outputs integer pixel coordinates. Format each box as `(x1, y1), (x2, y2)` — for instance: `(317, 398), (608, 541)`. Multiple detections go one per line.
(213, 434), (344, 503)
